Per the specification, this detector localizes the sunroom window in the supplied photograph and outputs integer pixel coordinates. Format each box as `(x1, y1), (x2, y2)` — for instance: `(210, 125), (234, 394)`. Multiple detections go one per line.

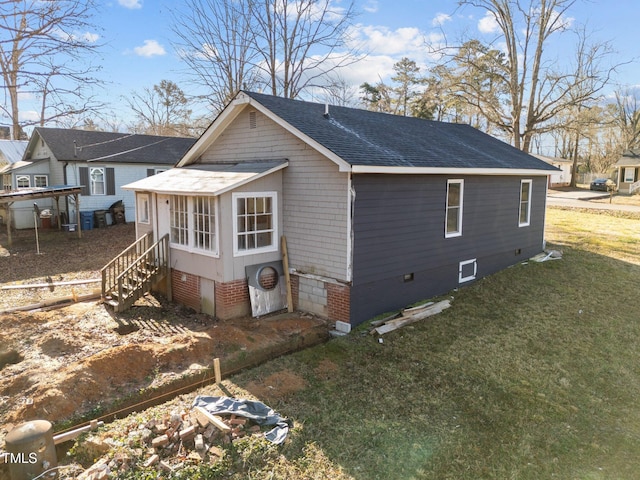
(233, 192), (277, 255)
(169, 195), (218, 255)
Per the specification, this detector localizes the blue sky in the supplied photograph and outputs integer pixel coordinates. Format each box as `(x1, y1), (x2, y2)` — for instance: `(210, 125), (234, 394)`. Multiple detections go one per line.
(19, 0), (640, 127)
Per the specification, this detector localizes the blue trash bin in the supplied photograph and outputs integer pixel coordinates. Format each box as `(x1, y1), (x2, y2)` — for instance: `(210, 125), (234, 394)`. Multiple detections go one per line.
(80, 211), (94, 230)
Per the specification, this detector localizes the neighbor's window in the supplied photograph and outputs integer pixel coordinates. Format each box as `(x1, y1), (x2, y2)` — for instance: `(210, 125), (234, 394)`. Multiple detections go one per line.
(2, 174), (10, 191)
(624, 167), (635, 183)
(519, 179), (532, 227)
(90, 167), (105, 195)
(233, 192), (277, 255)
(445, 179), (463, 238)
(34, 175), (48, 188)
(169, 194), (218, 254)
(16, 175), (30, 189)
(137, 194), (150, 224)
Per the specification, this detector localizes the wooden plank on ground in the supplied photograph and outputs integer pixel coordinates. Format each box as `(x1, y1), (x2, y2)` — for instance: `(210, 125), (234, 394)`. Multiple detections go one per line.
(193, 406), (231, 433)
(374, 300), (451, 335)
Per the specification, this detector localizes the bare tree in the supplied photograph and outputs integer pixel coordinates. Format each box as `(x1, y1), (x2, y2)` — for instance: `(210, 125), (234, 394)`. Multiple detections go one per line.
(458, 0), (618, 153)
(0, 0), (103, 139)
(171, 0), (260, 112)
(171, 0), (361, 106)
(126, 80), (195, 137)
(253, 0), (360, 99)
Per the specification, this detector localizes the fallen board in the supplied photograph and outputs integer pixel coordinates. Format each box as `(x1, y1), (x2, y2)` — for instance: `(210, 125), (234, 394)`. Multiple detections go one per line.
(373, 299), (451, 335)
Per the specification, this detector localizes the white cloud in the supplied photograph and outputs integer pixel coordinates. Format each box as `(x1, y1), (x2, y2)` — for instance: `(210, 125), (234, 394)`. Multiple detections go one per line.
(119, 0), (142, 9)
(432, 13), (452, 27)
(133, 39), (166, 57)
(20, 110), (40, 122)
(478, 11), (499, 34)
(363, 0), (379, 13)
(350, 25), (425, 56)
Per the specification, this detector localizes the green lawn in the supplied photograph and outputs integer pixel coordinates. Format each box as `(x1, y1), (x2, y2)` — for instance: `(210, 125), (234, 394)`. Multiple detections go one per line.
(83, 206), (640, 479)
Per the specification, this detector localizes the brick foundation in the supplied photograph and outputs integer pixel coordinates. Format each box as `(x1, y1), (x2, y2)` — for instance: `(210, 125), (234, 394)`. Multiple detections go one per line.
(172, 270), (201, 312)
(327, 282), (351, 324)
(215, 278), (251, 320)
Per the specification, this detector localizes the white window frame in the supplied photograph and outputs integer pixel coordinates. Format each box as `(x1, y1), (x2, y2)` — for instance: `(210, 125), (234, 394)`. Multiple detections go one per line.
(16, 175), (30, 189)
(34, 175), (48, 188)
(232, 191), (278, 256)
(624, 167), (635, 183)
(2, 174), (11, 191)
(445, 179), (464, 238)
(169, 194), (219, 256)
(459, 258), (477, 283)
(137, 193), (150, 224)
(519, 179), (532, 227)
(193, 196), (218, 253)
(90, 167), (106, 195)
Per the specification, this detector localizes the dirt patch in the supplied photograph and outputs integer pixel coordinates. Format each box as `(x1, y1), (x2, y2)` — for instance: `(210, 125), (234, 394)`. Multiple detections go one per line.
(0, 224), (331, 451)
(245, 370), (308, 402)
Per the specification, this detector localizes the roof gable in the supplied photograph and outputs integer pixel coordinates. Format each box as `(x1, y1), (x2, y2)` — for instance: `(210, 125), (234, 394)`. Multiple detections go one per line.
(29, 128), (196, 165)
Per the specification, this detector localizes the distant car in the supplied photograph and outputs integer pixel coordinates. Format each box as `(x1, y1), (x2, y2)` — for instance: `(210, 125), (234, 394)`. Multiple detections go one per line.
(590, 178), (617, 192)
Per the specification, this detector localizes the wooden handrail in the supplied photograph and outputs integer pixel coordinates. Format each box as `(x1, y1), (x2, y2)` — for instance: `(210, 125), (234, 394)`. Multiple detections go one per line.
(101, 232), (152, 298)
(113, 234), (169, 312)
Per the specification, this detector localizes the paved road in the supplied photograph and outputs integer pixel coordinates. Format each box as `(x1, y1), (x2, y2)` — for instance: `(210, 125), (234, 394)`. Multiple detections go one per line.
(547, 189), (640, 213)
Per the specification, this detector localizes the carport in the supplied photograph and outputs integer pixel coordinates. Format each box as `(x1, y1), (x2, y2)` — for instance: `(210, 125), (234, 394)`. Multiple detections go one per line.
(0, 185), (83, 246)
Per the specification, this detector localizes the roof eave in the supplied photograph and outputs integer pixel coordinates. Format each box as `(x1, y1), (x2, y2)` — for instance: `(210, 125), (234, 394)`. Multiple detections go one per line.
(351, 166), (558, 175)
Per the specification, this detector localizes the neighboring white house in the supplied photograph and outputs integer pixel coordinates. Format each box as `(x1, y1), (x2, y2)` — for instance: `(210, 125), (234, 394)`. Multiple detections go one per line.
(2, 128), (196, 229)
(532, 154), (572, 187)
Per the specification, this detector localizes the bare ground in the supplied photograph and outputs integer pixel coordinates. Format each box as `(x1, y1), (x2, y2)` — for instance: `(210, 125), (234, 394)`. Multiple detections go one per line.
(0, 224), (329, 447)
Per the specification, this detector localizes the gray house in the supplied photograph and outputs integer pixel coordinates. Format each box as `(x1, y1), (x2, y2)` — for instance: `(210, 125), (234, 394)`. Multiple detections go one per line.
(11, 128), (196, 228)
(124, 91), (558, 326)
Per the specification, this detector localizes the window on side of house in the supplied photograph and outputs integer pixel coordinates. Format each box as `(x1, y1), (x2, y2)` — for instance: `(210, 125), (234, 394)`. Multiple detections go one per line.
(519, 179), (532, 227)
(16, 175), (30, 189)
(2, 174), (10, 191)
(137, 193), (150, 224)
(445, 179), (463, 238)
(34, 175), (48, 188)
(169, 195), (219, 255)
(233, 192), (277, 256)
(90, 167), (105, 195)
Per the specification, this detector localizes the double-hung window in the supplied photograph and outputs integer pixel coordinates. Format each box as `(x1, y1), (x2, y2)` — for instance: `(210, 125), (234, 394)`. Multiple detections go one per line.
(34, 175), (48, 188)
(233, 192), (277, 255)
(445, 179), (464, 238)
(169, 195), (218, 255)
(90, 167), (105, 195)
(519, 180), (532, 227)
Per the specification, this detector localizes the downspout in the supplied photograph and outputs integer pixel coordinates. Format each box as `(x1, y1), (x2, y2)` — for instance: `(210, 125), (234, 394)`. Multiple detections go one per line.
(346, 171), (354, 283)
(63, 162), (69, 222)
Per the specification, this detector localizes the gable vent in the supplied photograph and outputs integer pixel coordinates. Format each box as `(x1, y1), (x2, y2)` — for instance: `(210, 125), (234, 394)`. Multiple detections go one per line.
(249, 111), (257, 129)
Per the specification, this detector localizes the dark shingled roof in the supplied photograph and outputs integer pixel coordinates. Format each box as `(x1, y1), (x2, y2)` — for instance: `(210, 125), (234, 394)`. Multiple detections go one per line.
(32, 127), (196, 165)
(245, 91), (557, 171)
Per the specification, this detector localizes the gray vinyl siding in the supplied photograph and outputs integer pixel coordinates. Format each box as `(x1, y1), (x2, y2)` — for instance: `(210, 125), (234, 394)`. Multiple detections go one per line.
(350, 174), (548, 324)
(198, 107), (350, 281)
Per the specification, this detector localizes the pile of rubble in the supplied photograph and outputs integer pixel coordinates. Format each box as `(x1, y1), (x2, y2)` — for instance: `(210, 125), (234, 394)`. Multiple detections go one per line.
(77, 402), (272, 479)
